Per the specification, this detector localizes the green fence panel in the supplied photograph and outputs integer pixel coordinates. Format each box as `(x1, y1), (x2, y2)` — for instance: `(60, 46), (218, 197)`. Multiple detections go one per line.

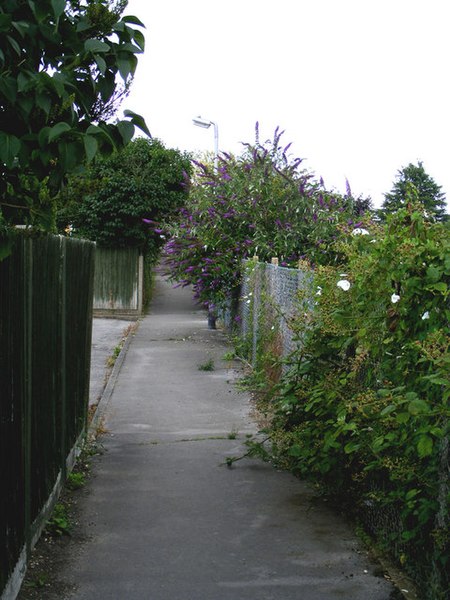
(0, 238), (26, 596)
(93, 247), (141, 312)
(0, 233), (95, 599)
(64, 238), (95, 451)
(29, 236), (63, 525)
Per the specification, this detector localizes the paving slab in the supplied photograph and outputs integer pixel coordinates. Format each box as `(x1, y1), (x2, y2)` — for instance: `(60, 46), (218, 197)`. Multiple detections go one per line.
(54, 275), (395, 600)
(89, 318), (136, 407)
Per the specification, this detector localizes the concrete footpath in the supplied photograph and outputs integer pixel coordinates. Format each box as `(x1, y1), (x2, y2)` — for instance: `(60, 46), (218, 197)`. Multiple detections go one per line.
(89, 318), (136, 408)
(57, 275), (395, 599)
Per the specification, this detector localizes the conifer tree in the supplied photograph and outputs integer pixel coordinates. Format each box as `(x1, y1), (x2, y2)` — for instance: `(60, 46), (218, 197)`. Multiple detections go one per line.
(382, 161), (447, 221)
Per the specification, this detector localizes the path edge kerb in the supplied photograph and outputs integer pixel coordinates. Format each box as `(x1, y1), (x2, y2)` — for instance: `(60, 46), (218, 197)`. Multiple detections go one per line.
(88, 320), (141, 439)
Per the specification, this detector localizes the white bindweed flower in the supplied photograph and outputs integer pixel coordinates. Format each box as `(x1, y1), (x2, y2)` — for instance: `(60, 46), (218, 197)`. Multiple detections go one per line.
(352, 228), (370, 236)
(422, 311), (430, 320)
(391, 293), (401, 304)
(337, 280), (351, 291)
(316, 286), (322, 296)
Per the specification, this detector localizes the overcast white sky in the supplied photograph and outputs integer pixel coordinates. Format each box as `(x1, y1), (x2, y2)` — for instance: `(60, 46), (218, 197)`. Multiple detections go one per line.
(122, 0), (450, 210)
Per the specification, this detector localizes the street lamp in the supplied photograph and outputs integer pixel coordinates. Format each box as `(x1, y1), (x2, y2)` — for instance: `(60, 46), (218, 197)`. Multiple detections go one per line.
(192, 116), (219, 171)
(192, 116), (219, 329)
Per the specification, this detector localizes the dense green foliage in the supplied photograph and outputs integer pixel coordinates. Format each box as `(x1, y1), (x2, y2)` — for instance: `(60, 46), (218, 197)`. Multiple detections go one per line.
(244, 203), (449, 598)
(59, 137), (192, 257)
(382, 161), (447, 221)
(0, 0), (148, 236)
(162, 126), (368, 311)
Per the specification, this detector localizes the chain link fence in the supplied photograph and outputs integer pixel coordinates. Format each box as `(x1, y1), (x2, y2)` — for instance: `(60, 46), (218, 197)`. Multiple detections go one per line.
(239, 260), (312, 368)
(235, 258), (448, 599)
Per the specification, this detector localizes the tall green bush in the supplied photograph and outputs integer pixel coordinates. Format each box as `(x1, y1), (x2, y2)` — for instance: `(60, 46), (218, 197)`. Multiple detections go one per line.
(58, 137), (192, 260)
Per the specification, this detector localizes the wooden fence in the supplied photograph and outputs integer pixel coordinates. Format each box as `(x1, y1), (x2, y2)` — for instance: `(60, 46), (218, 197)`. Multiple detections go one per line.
(93, 247), (143, 317)
(0, 233), (95, 600)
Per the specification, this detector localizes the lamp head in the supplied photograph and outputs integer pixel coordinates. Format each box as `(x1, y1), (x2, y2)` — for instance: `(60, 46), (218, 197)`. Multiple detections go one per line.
(192, 116), (212, 129)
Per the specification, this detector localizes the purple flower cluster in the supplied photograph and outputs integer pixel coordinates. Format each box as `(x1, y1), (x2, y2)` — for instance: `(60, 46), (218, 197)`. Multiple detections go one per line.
(160, 124), (364, 310)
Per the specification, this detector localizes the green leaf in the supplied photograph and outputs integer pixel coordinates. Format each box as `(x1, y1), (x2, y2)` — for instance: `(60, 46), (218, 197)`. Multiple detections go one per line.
(0, 132), (21, 168)
(86, 125), (103, 135)
(395, 412), (410, 424)
(380, 404), (396, 416)
(417, 434), (433, 458)
(95, 123), (116, 148)
(121, 15), (146, 27)
(408, 398), (429, 416)
(427, 282), (447, 293)
(117, 57), (132, 80)
(0, 236), (13, 260)
(49, 73), (65, 98)
(76, 17), (91, 32)
(0, 14), (12, 32)
(38, 127), (51, 147)
(58, 140), (82, 172)
(132, 29), (145, 51)
(0, 76), (17, 103)
(123, 109), (151, 137)
(48, 122), (71, 143)
(17, 72), (32, 93)
(94, 54), (107, 75)
(288, 444), (303, 457)
(7, 35), (21, 56)
(426, 265), (442, 283)
(119, 42), (142, 54)
(97, 72), (115, 101)
(423, 374), (449, 386)
(83, 134), (98, 163)
(36, 93), (51, 116)
(372, 436), (385, 451)
(405, 488), (420, 501)
(51, 0), (66, 18)
(85, 38), (110, 53)
(113, 21), (126, 33)
(344, 440), (360, 454)
(12, 20), (30, 37)
(117, 120), (135, 145)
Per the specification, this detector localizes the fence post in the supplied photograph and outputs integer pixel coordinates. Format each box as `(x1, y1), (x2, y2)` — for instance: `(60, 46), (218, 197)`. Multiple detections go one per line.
(252, 261), (262, 367)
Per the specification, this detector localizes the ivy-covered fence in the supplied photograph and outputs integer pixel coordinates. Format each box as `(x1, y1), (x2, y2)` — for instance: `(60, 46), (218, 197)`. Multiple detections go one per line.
(0, 233), (95, 600)
(237, 251), (449, 600)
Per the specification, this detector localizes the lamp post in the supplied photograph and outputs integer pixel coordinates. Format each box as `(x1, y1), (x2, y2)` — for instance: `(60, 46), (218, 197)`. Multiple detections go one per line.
(192, 116), (219, 329)
(192, 116), (219, 171)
